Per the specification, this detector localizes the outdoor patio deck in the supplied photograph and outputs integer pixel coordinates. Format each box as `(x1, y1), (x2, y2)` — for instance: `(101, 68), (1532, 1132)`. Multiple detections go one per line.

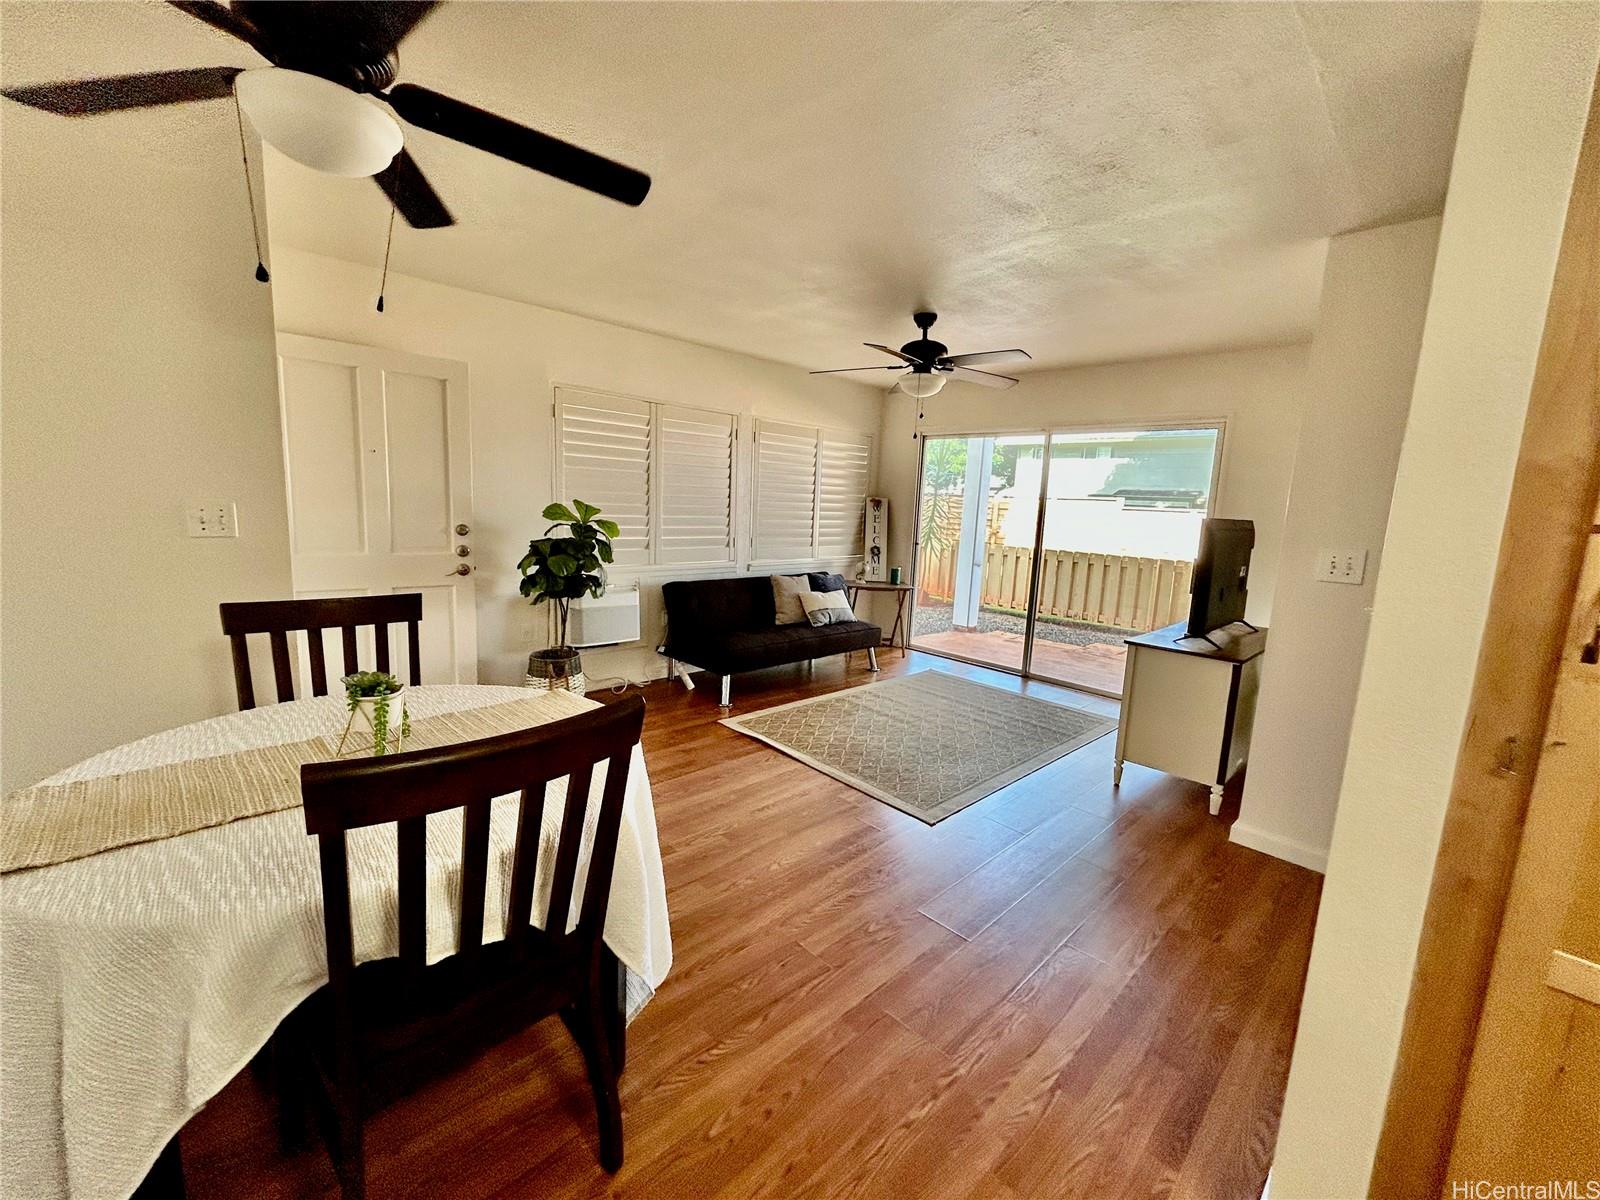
(912, 629), (1129, 695)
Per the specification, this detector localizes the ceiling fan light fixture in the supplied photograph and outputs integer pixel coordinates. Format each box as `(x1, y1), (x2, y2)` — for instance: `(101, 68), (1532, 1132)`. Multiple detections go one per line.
(235, 68), (402, 178)
(897, 371), (947, 400)
(812, 313), (1026, 391)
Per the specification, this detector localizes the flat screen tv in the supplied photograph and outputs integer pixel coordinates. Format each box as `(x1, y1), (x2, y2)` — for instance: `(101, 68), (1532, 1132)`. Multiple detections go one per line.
(1186, 518), (1255, 638)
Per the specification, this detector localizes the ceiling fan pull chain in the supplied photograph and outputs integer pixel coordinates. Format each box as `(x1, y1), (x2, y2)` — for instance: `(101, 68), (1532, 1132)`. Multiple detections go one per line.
(231, 91), (269, 284)
(376, 202), (397, 313)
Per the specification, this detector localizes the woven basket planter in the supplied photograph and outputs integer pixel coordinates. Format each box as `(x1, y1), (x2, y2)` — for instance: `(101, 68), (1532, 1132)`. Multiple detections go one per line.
(525, 648), (586, 694)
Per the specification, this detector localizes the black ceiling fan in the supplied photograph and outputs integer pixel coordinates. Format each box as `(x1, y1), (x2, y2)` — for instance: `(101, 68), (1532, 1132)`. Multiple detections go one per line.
(810, 312), (1031, 391)
(0, 1), (651, 229)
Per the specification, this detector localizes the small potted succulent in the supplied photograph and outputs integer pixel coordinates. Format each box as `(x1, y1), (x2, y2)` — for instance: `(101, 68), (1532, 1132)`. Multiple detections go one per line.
(336, 671), (410, 757)
(518, 499), (617, 693)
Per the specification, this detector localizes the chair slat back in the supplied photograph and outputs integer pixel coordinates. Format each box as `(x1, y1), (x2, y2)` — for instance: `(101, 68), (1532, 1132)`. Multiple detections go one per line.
(545, 763), (594, 938)
(300, 696), (646, 1009)
(219, 594), (423, 709)
(397, 817), (427, 971)
(504, 782), (548, 950)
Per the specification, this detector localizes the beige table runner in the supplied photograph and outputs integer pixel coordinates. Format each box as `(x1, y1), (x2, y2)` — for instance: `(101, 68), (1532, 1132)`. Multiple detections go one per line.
(2, 697), (575, 874)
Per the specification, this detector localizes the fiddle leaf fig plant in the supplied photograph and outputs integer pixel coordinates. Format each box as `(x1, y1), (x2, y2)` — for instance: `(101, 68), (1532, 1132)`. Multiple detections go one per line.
(518, 499), (619, 650)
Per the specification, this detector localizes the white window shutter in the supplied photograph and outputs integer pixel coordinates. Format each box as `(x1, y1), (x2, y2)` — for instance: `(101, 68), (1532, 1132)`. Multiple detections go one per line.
(554, 389), (651, 565)
(754, 419), (820, 561)
(818, 430), (871, 558)
(658, 405), (736, 565)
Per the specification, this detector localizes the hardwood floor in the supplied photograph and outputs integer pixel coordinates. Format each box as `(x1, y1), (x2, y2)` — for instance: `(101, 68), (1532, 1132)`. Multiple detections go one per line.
(911, 630), (1130, 695)
(181, 652), (1322, 1199)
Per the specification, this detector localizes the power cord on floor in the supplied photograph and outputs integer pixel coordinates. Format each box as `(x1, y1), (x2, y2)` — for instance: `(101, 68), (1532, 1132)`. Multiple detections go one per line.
(585, 674), (653, 695)
(588, 614), (674, 694)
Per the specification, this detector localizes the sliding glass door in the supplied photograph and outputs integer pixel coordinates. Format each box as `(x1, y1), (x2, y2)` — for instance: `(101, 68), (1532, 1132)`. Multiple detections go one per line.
(1024, 426), (1219, 694)
(910, 434), (1046, 673)
(911, 424), (1221, 698)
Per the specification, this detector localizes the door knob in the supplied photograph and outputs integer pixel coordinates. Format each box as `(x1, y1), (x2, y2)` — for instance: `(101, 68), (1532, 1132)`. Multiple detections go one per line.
(447, 564), (471, 576)
(455, 523), (471, 536)
(455, 545), (471, 557)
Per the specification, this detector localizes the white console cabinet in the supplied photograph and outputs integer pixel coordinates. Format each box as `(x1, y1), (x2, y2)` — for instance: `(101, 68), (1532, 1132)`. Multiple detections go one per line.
(1113, 621), (1267, 816)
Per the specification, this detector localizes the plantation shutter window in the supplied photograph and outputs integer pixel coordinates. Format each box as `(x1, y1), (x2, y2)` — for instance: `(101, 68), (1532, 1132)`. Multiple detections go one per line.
(658, 405), (736, 565)
(754, 420), (872, 561)
(754, 420), (821, 561)
(554, 390), (652, 565)
(818, 430), (872, 558)
(554, 388), (739, 569)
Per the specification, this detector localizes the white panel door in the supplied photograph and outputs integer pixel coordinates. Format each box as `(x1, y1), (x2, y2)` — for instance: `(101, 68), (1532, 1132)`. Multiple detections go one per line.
(277, 334), (477, 684)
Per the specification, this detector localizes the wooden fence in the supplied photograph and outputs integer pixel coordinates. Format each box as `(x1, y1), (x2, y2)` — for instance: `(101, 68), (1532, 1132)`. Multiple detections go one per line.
(918, 542), (1193, 632)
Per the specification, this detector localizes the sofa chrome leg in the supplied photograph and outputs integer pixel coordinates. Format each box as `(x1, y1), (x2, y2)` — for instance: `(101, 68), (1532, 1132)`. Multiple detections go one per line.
(719, 675), (732, 707)
(867, 647), (879, 672)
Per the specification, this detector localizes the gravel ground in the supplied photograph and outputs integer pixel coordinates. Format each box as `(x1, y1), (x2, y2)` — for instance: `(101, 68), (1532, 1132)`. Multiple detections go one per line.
(912, 604), (1136, 647)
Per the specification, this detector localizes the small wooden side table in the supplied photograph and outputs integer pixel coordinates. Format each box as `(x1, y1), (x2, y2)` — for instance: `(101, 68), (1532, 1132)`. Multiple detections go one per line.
(848, 581), (914, 657)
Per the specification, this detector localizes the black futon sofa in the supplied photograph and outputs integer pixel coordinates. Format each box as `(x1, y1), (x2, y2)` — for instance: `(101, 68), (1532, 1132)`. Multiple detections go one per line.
(661, 572), (882, 705)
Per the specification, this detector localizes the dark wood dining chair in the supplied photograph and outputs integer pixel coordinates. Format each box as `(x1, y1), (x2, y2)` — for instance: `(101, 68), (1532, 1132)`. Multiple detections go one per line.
(219, 594), (423, 709)
(292, 693), (647, 1200)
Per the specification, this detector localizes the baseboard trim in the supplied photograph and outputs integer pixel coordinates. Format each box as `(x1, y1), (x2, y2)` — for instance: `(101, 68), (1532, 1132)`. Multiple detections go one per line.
(1229, 823), (1329, 874)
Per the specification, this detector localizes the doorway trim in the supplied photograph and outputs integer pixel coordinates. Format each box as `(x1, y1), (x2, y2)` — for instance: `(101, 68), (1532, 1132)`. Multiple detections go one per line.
(1369, 72), (1600, 1198)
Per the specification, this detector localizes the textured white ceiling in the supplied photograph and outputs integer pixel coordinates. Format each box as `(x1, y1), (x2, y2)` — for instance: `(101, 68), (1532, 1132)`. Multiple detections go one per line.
(5, 1), (1480, 375)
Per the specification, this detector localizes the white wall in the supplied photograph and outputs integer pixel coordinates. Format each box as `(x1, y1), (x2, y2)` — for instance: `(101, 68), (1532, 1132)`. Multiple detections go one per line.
(265, 242), (885, 686)
(876, 343), (1312, 627)
(1269, 7), (1600, 1197)
(0, 3), (292, 791)
(1231, 216), (1442, 873)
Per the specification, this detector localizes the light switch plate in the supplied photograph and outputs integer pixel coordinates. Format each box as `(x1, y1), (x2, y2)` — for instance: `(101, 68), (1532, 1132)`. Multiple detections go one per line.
(1315, 547), (1366, 585)
(186, 501), (238, 538)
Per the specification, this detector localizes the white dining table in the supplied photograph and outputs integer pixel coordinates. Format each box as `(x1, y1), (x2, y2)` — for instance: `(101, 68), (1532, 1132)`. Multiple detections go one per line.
(0, 684), (672, 1200)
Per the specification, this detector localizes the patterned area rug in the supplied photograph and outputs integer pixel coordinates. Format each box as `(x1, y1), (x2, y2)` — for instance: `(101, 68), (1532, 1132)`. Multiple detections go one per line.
(720, 670), (1118, 824)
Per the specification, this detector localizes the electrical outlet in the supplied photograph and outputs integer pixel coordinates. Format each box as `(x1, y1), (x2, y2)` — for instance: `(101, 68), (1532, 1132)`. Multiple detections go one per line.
(1315, 547), (1366, 585)
(186, 501), (238, 538)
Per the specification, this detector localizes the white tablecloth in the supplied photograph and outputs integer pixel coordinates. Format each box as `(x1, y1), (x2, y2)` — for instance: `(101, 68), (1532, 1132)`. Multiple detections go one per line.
(0, 685), (672, 1200)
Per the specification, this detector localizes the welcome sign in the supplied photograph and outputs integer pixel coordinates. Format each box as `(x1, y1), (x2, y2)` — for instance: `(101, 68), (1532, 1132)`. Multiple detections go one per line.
(864, 497), (887, 581)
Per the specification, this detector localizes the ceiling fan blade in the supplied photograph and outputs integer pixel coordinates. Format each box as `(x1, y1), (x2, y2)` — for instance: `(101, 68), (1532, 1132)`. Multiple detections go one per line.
(948, 365), (1019, 389)
(332, 0), (438, 55)
(233, 1), (437, 61)
(865, 343), (918, 365)
(809, 366), (906, 375)
(1, 67), (243, 115)
(374, 149), (455, 229)
(382, 83), (651, 206)
(941, 348), (1032, 369)
(347, 1), (440, 54)
(166, 2), (270, 57)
